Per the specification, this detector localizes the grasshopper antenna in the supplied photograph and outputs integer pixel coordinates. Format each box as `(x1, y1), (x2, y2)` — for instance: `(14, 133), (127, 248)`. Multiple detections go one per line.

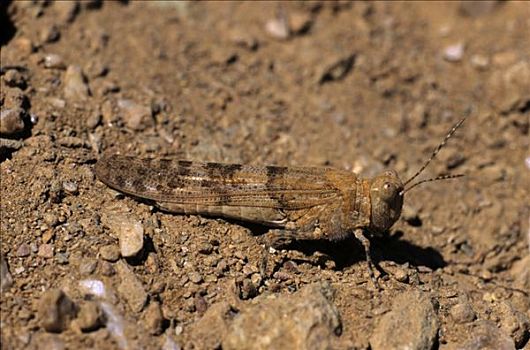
(401, 116), (467, 195)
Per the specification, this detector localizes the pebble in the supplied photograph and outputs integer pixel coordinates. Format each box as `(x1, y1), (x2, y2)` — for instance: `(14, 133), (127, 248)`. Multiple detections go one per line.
(188, 271), (203, 284)
(16, 243), (31, 257)
(79, 259), (98, 275)
(3, 69), (27, 89)
(289, 11), (313, 35)
(0, 108), (26, 135)
(44, 54), (66, 69)
(450, 320), (515, 350)
(40, 24), (61, 43)
(470, 54), (490, 70)
(265, 16), (290, 40)
(115, 261), (147, 313)
(38, 244), (54, 259)
(63, 65), (90, 102)
(85, 111), (102, 129)
(73, 301), (103, 332)
(143, 301), (164, 335)
(62, 181), (78, 195)
(117, 99), (153, 130)
(318, 54), (355, 84)
(370, 291), (439, 350)
(101, 212), (144, 258)
(38, 289), (77, 332)
(78, 279), (107, 299)
(450, 302), (476, 324)
(43, 213), (59, 227)
(495, 301), (530, 348)
(223, 283), (341, 350)
(0, 254), (13, 292)
(443, 43), (465, 62)
(99, 244), (120, 262)
(12, 37), (34, 56)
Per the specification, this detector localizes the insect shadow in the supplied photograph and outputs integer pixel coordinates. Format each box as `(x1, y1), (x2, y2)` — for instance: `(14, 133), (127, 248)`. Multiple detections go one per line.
(236, 220), (446, 271)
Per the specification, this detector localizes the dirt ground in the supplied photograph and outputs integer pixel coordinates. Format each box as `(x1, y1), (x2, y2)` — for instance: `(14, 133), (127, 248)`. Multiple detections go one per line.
(1, 1), (529, 349)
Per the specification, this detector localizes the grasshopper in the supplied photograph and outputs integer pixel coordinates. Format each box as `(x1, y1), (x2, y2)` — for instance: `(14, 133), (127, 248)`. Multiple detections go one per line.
(95, 118), (465, 285)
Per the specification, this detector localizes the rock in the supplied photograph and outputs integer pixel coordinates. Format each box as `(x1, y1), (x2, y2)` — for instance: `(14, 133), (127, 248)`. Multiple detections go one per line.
(12, 37), (34, 56)
(143, 301), (164, 335)
(470, 54), (490, 70)
(450, 302), (476, 324)
(186, 302), (235, 349)
(38, 289), (77, 333)
(370, 291), (439, 350)
(487, 60), (530, 113)
(223, 283), (342, 350)
(40, 24), (61, 43)
(265, 16), (290, 40)
(448, 320), (515, 350)
(115, 261), (147, 313)
(318, 54), (355, 84)
(3, 69), (27, 89)
(16, 243), (31, 257)
(494, 301), (530, 348)
(188, 271), (203, 284)
(117, 99), (153, 130)
(289, 11), (313, 35)
(0, 108), (26, 135)
(443, 43), (465, 62)
(99, 244), (120, 262)
(78, 279), (107, 299)
(38, 244), (54, 259)
(63, 65), (90, 102)
(62, 181), (78, 195)
(78, 258), (98, 275)
(44, 54), (66, 69)
(1, 254), (13, 292)
(101, 212), (144, 258)
(73, 301), (103, 332)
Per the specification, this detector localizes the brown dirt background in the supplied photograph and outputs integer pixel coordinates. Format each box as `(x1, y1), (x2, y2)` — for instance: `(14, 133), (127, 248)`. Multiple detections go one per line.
(1, 1), (529, 349)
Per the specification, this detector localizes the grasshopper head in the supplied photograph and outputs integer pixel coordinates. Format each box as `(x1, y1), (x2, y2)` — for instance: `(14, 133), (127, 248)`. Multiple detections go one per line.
(369, 170), (404, 232)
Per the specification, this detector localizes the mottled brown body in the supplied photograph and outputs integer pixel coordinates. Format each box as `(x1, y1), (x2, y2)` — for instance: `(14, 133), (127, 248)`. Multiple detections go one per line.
(94, 155), (403, 243)
(95, 118), (465, 286)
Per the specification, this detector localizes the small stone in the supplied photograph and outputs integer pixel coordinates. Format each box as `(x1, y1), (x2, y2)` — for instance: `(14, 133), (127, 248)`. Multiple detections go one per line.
(78, 279), (107, 299)
(43, 213), (59, 227)
(289, 11), (312, 34)
(1, 254), (13, 292)
(62, 181), (78, 195)
(63, 65), (90, 102)
(450, 302), (476, 324)
(42, 230), (55, 244)
(3, 69), (27, 89)
(100, 261), (115, 276)
(12, 37), (34, 56)
(443, 43), (465, 62)
(16, 243), (31, 257)
(38, 244), (54, 259)
(79, 259), (98, 275)
(393, 267), (409, 283)
(74, 301), (103, 332)
(117, 99), (153, 130)
(40, 24), (61, 43)
(318, 54), (355, 84)
(115, 261), (147, 313)
(265, 16), (290, 40)
(99, 244), (120, 262)
(470, 54), (490, 70)
(198, 243), (214, 255)
(56, 253), (69, 265)
(223, 283), (341, 350)
(370, 291), (439, 350)
(188, 271), (203, 284)
(44, 54), (66, 69)
(86, 111), (102, 129)
(452, 320), (515, 350)
(143, 301), (164, 335)
(101, 212), (144, 258)
(0, 108), (26, 135)
(495, 301), (530, 348)
(38, 289), (77, 332)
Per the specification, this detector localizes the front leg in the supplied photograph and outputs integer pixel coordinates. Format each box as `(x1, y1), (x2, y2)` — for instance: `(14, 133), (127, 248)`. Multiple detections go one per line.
(353, 228), (380, 289)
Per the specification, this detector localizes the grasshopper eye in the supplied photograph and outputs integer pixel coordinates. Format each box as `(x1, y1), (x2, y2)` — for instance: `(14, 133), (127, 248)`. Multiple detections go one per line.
(381, 182), (397, 201)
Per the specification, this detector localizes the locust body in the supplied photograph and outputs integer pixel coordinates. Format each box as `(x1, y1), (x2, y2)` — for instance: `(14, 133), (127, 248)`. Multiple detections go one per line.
(95, 157), (404, 241)
(95, 118), (465, 285)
